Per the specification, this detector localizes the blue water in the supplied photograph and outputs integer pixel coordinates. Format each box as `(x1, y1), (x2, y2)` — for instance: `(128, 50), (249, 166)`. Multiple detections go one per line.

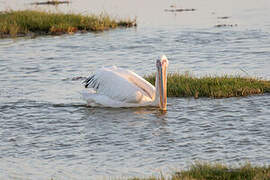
(0, 0), (270, 179)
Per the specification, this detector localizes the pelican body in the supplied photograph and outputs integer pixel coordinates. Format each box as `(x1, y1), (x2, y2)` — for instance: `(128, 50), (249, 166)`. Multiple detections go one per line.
(82, 55), (168, 110)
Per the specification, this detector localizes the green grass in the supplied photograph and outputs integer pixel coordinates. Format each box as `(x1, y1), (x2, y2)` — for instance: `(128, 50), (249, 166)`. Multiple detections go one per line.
(174, 162), (270, 180)
(0, 10), (136, 38)
(128, 162), (270, 180)
(144, 73), (270, 98)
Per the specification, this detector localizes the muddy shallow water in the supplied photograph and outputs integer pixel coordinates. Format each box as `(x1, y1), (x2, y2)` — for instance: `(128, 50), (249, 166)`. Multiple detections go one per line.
(0, 0), (270, 179)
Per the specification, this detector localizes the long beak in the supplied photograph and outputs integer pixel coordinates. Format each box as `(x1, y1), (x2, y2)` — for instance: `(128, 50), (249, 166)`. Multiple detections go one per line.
(158, 62), (167, 111)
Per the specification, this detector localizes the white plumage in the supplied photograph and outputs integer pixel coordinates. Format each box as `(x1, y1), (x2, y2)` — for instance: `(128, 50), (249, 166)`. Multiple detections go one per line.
(82, 55), (168, 110)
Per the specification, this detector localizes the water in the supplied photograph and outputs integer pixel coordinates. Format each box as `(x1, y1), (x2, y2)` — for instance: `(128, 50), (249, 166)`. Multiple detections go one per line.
(0, 0), (270, 179)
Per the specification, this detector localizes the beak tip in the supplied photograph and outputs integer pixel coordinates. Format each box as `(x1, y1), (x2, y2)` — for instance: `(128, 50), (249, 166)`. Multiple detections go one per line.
(160, 106), (167, 111)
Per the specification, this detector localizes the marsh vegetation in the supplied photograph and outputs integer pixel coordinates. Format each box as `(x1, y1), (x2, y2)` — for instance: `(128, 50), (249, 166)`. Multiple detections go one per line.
(129, 162), (270, 180)
(145, 73), (270, 98)
(0, 10), (136, 38)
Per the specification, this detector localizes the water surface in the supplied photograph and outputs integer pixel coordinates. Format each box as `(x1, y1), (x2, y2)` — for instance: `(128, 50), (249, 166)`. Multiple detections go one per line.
(0, 0), (270, 179)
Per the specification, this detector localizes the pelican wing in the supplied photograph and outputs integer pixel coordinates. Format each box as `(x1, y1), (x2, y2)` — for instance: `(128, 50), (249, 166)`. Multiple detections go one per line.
(83, 67), (155, 104)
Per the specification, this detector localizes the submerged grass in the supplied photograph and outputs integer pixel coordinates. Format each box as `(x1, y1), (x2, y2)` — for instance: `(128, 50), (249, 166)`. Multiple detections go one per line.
(144, 73), (270, 98)
(0, 10), (136, 38)
(31, 0), (70, 5)
(128, 162), (270, 180)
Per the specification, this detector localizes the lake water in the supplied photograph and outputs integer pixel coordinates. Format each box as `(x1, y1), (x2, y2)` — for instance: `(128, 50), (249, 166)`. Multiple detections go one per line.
(0, 0), (270, 179)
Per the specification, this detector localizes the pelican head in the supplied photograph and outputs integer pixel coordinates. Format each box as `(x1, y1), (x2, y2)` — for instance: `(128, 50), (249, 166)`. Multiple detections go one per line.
(155, 55), (168, 110)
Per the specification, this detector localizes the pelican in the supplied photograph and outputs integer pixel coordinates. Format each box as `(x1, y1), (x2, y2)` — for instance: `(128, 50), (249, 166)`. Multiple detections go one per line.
(82, 55), (168, 110)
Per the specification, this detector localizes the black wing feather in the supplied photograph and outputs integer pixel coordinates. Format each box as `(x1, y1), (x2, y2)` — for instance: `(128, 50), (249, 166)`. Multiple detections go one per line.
(83, 75), (100, 90)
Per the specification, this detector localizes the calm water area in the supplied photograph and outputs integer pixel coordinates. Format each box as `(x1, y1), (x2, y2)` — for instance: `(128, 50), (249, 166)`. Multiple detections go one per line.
(0, 0), (270, 179)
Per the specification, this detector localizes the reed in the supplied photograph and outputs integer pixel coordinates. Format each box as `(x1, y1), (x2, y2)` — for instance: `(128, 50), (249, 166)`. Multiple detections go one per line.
(128, 162), (270, 180)
(144, 73), (270, 98)
(0, 10), (136, 38)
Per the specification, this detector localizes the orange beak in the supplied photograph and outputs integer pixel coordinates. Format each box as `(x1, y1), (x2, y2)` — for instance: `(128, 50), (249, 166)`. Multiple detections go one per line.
(158, 59), (167, 110)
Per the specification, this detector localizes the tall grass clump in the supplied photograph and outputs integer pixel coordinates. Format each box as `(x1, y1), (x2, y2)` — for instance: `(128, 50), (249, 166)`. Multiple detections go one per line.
(172, 162), (270, 180)
(127, 162), (270, 180)
(144, 73), (270, 98)
(0, 10), (136, 38)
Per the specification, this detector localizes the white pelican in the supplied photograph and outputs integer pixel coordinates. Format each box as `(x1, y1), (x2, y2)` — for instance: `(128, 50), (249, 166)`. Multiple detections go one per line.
(82, 55), (168, 110)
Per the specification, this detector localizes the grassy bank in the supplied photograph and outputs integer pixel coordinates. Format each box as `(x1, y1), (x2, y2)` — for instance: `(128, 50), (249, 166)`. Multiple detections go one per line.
(129, 162), (270, 180)
(0, 10), (136, 38)
(144, 73), (270, 98)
